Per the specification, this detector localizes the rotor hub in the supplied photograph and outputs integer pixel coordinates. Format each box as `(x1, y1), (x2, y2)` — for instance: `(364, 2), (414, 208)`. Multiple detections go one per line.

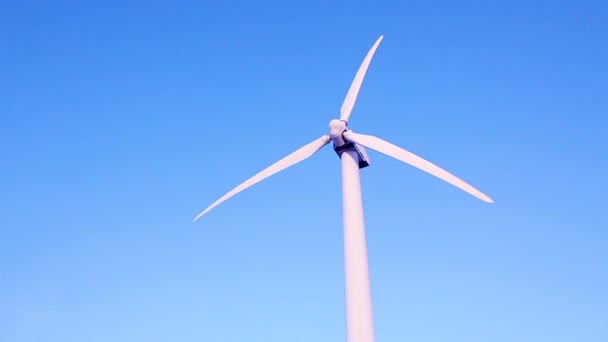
(329, 119), (347, 138)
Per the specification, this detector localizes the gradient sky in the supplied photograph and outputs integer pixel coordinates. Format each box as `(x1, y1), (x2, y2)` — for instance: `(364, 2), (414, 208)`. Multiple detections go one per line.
(2, 1), (607, 341)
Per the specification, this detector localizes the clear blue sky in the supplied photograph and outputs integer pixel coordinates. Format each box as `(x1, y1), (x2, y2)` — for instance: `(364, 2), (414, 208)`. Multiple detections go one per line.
(2, 1), (607, 341)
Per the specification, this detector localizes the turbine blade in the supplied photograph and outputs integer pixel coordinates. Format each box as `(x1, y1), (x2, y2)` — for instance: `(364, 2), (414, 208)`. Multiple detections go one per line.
(193, 135), (331, 221)
(343, 131), (494, 203)
(340, 35), (384, 124)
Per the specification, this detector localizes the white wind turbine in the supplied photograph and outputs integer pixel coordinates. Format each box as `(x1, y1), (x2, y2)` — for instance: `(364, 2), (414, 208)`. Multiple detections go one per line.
(193, 35), (493, 342)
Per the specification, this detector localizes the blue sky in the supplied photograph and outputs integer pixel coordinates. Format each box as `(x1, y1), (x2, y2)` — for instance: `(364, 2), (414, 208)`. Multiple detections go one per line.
(1, 1), (607, 341)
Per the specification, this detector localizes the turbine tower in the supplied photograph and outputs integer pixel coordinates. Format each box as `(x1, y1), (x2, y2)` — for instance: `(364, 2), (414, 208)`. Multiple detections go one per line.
(193, 35), (493, 342)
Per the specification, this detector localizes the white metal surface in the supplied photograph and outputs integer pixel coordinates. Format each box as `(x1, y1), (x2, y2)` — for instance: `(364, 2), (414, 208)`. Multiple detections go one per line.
(341, 149), (375, 342)
(329, 119), (348, 146)
(193, 35), (494, 342)
(340, 35), (384, 124)
(193, 135), (331, 221)
(343, 131), (494, 203)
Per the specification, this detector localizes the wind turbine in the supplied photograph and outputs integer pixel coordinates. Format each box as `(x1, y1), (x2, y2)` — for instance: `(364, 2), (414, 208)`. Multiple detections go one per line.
(193, 35), (493, 342)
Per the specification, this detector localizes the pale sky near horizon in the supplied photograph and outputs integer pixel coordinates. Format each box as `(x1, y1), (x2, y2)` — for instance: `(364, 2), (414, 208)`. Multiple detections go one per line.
(2, 1), (607, 341)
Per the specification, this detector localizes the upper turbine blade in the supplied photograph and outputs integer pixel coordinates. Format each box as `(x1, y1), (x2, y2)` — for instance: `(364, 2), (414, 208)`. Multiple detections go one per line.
(342, 131), (494, 203)
(340, 35), (384, 124)
(193, 135), (331, 221)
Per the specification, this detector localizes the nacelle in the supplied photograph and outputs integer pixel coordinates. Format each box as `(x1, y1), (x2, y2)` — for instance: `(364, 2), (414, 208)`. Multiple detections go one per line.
(333, 138), (370, 169)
